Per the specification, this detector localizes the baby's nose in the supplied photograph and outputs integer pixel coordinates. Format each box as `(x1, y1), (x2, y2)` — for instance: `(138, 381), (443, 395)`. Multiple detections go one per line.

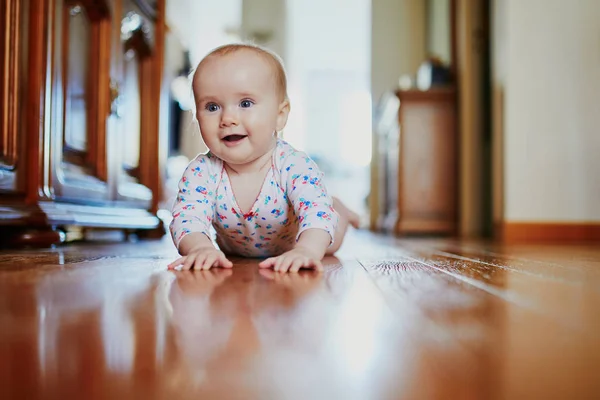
(220, 108), (238, 127)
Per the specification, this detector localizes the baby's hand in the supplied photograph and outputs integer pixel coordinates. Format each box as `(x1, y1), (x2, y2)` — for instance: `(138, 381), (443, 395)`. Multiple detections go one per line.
(168, 246), (233, 271)
(258, 247), (323, 273)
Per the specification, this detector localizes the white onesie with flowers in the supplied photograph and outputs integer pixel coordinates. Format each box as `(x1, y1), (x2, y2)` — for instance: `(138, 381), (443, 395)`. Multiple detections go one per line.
(170, 139), (339, 257)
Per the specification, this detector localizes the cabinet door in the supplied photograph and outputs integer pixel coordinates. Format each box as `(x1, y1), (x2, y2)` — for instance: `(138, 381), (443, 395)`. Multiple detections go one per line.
(115, 0), (156, 208)
(50, 0), (113, 201)
(0, 0), (28, 194)
(396, 89), (457, 235)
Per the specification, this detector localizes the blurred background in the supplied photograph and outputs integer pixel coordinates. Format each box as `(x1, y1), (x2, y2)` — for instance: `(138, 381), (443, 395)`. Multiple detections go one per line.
(164, 0), (458, 232)
(161, 0), (600, 243)
(165, 0), (373, 223)
(2, 0), (598, 244)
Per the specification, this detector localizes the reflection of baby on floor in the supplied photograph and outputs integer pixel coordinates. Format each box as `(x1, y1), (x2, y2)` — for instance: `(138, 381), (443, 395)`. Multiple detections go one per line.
(166, 267), (335, 390)
(251, 269), (330, 353)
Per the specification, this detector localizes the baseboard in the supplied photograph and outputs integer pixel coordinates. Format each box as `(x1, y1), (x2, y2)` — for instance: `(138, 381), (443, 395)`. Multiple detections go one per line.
(496, 222), (600, 243)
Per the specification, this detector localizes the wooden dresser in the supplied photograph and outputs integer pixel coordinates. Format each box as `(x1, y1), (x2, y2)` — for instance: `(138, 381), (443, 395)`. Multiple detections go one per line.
(0, 0), (167, 247)
(376, 88), (458, 236)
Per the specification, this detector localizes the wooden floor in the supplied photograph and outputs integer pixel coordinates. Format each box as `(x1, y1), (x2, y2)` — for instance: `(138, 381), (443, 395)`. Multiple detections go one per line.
(0, 230), (599, 399)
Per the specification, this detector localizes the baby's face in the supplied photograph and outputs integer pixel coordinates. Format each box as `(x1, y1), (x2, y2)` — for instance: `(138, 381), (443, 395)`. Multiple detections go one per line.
(193, 50), (289, 168)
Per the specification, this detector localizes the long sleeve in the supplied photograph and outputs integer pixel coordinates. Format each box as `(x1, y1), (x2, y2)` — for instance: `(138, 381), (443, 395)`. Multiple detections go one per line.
(278, 145), (339, 245)
(169, 154), (221, 251)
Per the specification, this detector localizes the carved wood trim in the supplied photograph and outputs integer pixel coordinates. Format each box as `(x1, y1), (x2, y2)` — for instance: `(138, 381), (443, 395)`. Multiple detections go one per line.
(138, 56), (153, 186)
(25, 0), (51, 203)
(95, 14), (111, 182)
(1, 0), (21, 169)
(83, 0), (110, 182)
(124, 28), (153, 59)
(153, 0), (166, 213)
(39, 201), (160, 228)
(146, 0), (164, 213)
(132, 0), (158, 21)
(0, 201), (159, 229)
(75, 0), (110, 22)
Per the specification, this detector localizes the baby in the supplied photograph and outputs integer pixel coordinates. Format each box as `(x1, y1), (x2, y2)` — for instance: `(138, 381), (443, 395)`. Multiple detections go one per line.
(168, 43), (359, 273)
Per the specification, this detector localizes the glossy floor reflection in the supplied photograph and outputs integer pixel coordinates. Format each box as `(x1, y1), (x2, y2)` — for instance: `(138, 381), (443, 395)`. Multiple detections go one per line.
(0, 231), (599, 399)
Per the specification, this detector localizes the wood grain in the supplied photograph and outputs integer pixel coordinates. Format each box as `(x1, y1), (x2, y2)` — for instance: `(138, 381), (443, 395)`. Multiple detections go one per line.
(0, 230), (598, 399)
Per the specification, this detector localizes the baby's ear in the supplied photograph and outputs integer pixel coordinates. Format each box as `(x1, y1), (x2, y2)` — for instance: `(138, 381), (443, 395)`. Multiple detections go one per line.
(276, 99), (290, 131)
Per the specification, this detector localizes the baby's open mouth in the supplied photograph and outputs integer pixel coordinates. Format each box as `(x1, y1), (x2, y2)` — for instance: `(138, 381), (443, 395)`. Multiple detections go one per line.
(222, 134), (247, 142)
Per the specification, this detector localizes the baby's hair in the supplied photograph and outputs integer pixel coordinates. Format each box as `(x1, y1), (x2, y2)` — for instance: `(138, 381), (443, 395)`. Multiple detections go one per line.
(192, 43), (289, 104)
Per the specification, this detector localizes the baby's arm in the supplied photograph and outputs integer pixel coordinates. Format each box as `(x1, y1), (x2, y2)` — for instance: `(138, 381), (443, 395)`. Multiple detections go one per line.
(168, 156), (232, 270)
(168, 233), (232, 270)
(258, 148), (338, 273)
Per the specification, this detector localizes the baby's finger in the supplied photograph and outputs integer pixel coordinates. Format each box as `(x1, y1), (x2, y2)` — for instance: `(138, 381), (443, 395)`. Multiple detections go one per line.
(168, 257), (186, 270)
(183, 254), (199, 270)
(218, 254), (234, 268)
(201, 253), (217, 270)
(289, 258), (305, 273)
(273, 256), (284, 272)
(212, 257), (225, 269)
(277, 257), (292, 273)
(259, 257), (277, 269)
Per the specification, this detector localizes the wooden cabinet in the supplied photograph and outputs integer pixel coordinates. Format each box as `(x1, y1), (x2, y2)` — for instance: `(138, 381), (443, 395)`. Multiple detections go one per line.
(374, 88), (458, 236)
(0, 0), (27, 195)
(0, 0), (166, 247)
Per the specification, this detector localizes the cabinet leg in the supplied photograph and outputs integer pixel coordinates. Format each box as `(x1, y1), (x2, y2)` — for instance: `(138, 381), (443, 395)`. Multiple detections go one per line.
(134, 220), (167, 240)
(1, 227), (66, 248)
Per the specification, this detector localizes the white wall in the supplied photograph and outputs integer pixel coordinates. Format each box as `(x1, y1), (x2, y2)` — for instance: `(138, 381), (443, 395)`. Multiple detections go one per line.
(501, 0), (600, 222)
(285, 0), (371, 216)
(371, 0), (426, 103)
(286, 0), (371, 165)
(166, 0), (242, 65)
(241, 0), (286, 60)
(426, 0), (451, 64)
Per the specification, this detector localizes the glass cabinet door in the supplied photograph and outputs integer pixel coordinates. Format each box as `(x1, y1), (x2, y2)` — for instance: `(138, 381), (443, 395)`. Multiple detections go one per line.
(52, 0), (113, 201)
(63, 3), (91, 163)
(116, 0), (156, 207)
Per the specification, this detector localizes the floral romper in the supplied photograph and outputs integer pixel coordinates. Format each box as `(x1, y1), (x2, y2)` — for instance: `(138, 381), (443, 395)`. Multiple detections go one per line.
(170, 139), (339, 257)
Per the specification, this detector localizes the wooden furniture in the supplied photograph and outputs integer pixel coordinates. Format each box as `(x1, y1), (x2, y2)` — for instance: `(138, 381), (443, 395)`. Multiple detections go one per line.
(375, 88), (457, 235)
(395, 88), (457, 235)
(0, 0), (167, 247)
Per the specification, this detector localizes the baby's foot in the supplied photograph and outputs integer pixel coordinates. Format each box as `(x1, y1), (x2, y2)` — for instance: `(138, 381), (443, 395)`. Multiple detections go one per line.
(332, 197), (361, 229)
(348, 209), (360, 229)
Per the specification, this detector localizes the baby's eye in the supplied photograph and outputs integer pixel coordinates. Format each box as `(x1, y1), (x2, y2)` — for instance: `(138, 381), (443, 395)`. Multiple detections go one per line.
(205, 103), (220, 112)
(240, 99), (254, 108)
